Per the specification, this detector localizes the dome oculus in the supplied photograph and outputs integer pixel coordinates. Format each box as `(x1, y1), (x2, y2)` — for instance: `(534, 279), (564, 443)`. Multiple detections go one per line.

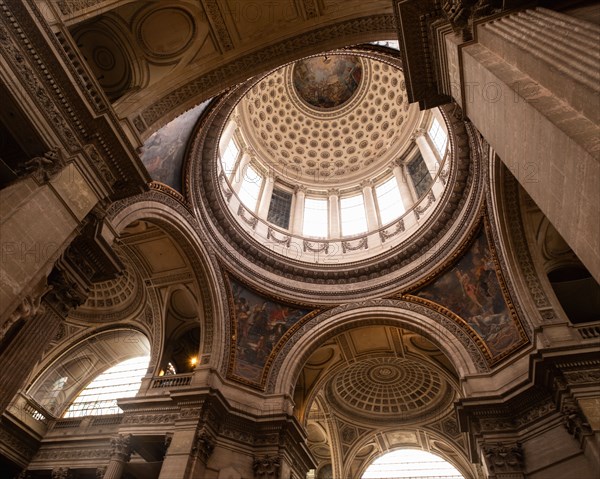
(292, 55), (362, 109)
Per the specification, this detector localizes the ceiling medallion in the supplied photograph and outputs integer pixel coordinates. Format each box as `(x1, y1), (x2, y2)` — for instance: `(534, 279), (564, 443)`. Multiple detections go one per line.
(292, 55), (363, 109)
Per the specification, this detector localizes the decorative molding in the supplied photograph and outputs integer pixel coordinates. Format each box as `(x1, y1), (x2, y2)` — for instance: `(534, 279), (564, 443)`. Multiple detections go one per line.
(267, 228), (292, 247)
(201, 0), (234, 52)
(379, 219), (405, 242)
(139, 15), (397, 130)
(341, 237), (367, 253)
(238, 205), (259, 229)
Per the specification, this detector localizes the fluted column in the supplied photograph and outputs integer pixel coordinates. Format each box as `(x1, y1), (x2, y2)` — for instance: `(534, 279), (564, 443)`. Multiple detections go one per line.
(103, 434), (132, 479)
(328, 189), (340, 238)
(0, 269), (87, 413)
(361, 180), (378, 232)
(392, 161), (415, 210)
(291, 186), (305, 235)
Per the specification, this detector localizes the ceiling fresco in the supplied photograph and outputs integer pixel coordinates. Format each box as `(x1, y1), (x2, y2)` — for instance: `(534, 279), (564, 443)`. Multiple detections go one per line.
(228, 278), (316, 386)
(292, 55), (362, 109)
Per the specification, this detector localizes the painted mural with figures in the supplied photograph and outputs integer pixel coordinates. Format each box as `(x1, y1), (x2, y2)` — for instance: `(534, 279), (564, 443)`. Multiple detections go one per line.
(140, 100), (211, 192)
(229, 278), (313, 385)
(416, 229), (527, 361)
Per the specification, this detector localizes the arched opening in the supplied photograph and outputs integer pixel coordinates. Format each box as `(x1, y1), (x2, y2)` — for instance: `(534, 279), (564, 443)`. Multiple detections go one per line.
(28, 329), (150, 418)
(362, 449), (464, 479)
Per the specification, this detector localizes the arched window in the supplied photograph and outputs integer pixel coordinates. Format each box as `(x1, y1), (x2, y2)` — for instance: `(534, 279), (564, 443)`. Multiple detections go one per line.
(362, 449), (464, 479)
(63, 355), (150, 418)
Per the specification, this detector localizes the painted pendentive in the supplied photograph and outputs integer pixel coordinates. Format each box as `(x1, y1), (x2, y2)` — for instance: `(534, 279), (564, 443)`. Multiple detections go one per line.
(140, 101), (210, 192)
(228, 278), (313, 385)
(416, 229), (527, 360)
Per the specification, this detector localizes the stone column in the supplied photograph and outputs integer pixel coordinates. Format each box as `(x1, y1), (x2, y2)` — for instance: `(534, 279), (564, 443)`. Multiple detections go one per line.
(291, 186), (305, 236)
(459, 9), (600, 281)
(413, 129), (439, 177)
(0, 269), (87, 413)
(257, 174), (275, 218)
(392, 161), (414, 211)
(103, 434), (133, 479)
(231, 152), (252, 195)
(328, 189), (340, 238)
(0, 209), (123, 414)
(361, 180), (378, 232)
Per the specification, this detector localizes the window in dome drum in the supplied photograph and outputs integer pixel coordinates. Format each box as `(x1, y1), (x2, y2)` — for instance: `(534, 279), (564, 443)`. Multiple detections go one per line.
(408, 153), (433, 199)
(267, 188), (292, 229)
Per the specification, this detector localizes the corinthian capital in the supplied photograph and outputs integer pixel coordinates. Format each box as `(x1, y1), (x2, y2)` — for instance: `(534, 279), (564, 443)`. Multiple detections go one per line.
(110, 434), (133, 462)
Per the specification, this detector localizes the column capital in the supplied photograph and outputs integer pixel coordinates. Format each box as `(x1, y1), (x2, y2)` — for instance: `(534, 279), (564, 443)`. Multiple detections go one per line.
(482, 441), (524, 477)
(360, 179), (374, 189)
(110, 434), (133, 462)
(410, 128), (427, 142)
(51, 468), (71, 479)
(16, 147), (66, 185)
(253, 455), (281, 478)
(294, 185), (307, 194)
(327, 187), (340, 196)
(191, 427), (215, 463)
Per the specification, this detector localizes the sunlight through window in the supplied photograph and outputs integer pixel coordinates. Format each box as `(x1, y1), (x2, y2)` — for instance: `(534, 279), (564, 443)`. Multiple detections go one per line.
(238, 164), (263, 211)
(362, 449), (464, 479)
(303, 197), (328, 238)
(221, 138), (239, 178)
(429, 118), (448, 157)
(341, 194), (368, 236)
(376, 177), (405, 225)
(64, 356), (150, 418)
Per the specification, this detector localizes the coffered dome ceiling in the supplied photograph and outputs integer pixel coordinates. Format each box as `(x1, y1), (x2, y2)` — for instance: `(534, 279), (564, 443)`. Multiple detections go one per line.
(236, 54), (419, 187)
(327, 356), (450, 421)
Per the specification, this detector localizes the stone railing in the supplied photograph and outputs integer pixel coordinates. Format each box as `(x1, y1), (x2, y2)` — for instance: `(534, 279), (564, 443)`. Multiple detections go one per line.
(150, 373), (193, 389)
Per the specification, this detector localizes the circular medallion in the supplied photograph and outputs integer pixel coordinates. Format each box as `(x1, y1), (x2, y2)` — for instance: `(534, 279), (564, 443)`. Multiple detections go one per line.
(292, 55), (362, 109)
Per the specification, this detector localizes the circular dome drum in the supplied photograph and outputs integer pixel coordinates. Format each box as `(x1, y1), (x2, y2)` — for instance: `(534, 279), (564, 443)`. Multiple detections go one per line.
(187, 47), (484, 303)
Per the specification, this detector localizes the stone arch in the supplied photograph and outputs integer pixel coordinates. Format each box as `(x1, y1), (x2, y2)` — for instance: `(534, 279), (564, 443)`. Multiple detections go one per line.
(105, 190), (229, 375)
(269, 299), (488, 396)
(26, 327), (150, 418)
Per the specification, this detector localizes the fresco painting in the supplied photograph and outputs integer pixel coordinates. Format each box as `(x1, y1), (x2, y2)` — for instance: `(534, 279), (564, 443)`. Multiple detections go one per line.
(230, 279), (312, 383)
(140, 100), (210, 192)
(417, 230), (523, 359)
(292, 55), (362, 109)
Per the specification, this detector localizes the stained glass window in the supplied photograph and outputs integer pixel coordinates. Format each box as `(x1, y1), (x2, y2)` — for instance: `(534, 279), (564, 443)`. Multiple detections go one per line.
(267, 188), (293, 229)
